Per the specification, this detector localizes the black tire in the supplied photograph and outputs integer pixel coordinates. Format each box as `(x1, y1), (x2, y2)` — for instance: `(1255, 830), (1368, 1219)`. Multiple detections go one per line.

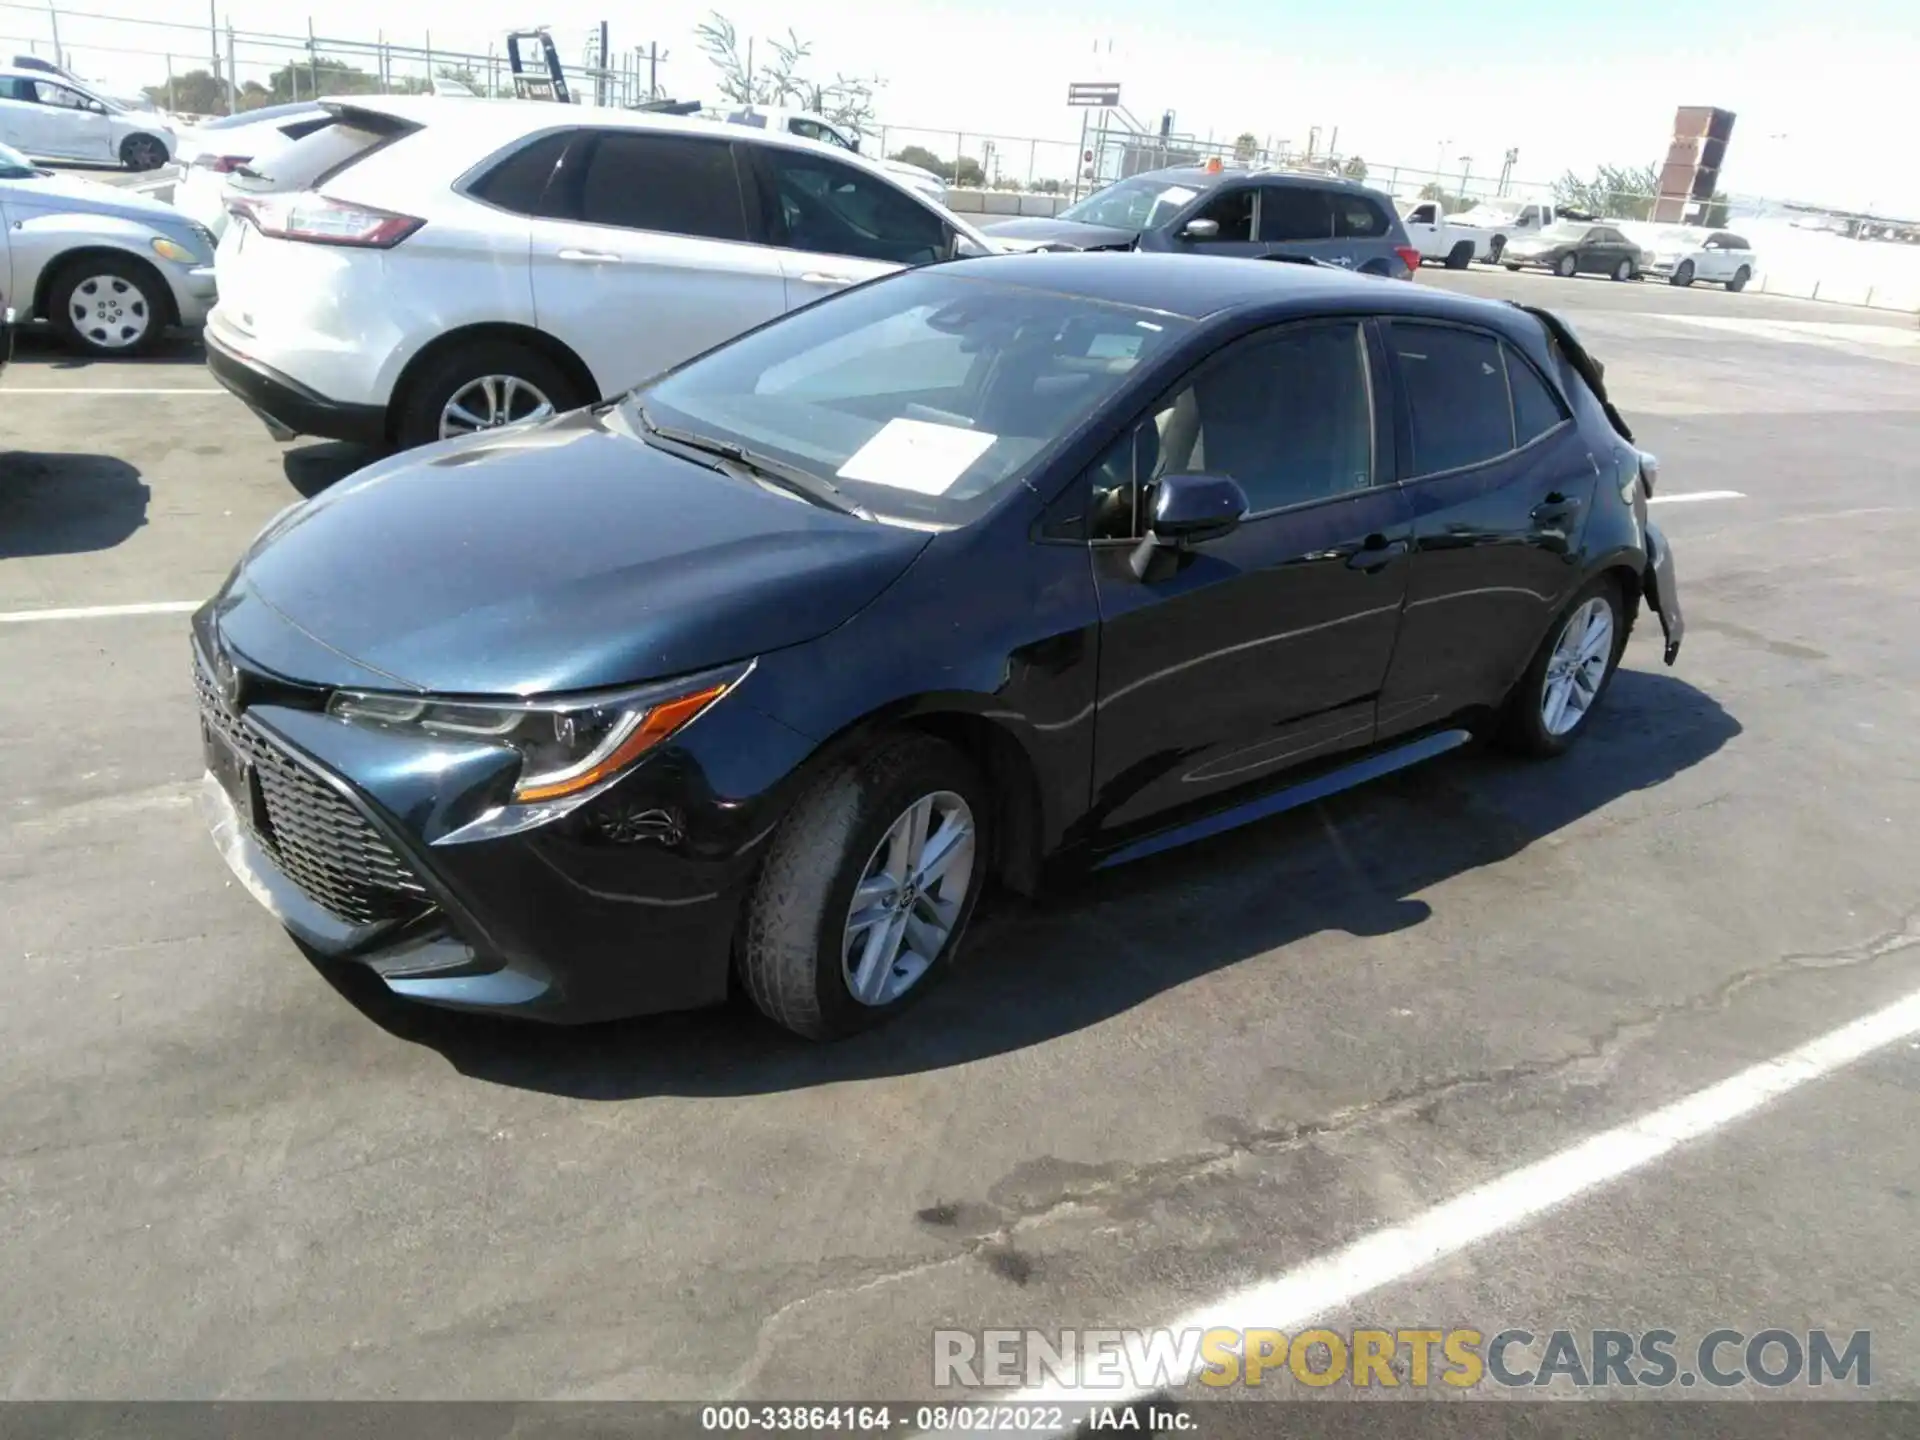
(1445, 241), (1474, 270)
(1495, 575), (1629, 759)
(1502, 262), (1522, 272)
(1671, 260), (1695, 287)
(119, 133), (168, 171)
(738, 733), (989, 1041)
(1612, 258), (1635, 282)
(1555, 253), (1578, 278)
(1489, 234), (1507, 262)
(48, 254), (170, 358)
(392, 340), (583, 450)
(1727, 266), (1750, 293)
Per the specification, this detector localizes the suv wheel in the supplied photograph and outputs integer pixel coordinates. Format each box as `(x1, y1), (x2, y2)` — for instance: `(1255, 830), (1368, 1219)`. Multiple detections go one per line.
(394, 341), (583, 449)
(738, 734), (988, 1040)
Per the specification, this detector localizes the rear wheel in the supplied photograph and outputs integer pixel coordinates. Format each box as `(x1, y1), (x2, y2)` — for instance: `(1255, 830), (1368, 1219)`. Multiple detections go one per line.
(1445, 241), (1474, 270)
(49, 254), (168, 357)
(393, 341), (583, 449)
(1496, 576), (1628, 758)
(1671, 260), (1696, 287)
(1555, 253), (1578, 278)
(738, 734), (988, 1040)
(1727, 265), (1751, 292)
(1502, 262), (1522, 272)
(1612, 257), (1636, 282)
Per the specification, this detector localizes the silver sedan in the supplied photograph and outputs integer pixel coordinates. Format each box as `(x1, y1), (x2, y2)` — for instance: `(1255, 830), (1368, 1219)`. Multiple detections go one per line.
(0, 139), (216, 357)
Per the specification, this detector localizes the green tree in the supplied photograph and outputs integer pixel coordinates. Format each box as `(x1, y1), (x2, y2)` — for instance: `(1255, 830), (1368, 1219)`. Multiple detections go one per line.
(1343, 154), (1368, 182)
(890, 144), (945, 175)
(1553, 162), (1659, 220)
(1700, 191), (1731, 228)
(143, 68), (225, 115)
(1417, 182), (1467, 212)
(1232, 131), (1258, 163)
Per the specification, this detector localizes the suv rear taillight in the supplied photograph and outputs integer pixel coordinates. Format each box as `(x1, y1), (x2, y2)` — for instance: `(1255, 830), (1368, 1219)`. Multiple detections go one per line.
(230, 193), (423, 249)
(193, 153), (251, 173)
(1394, 245), (1421, 276)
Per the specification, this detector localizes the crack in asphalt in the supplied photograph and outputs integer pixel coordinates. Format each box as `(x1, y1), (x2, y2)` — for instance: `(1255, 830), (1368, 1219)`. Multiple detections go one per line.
(708, 907), (1920, 1399)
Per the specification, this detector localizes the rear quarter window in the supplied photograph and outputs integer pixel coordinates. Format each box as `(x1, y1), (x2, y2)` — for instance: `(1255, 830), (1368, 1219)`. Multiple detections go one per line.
(254, 111), (419, 190)
(1333, 195), (1391, 239)
(467, 130), (574, 216)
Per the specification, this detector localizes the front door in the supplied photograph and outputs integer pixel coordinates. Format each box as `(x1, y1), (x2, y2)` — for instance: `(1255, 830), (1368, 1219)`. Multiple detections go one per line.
(1087, 318), (1413, 841)
(1375, 319), (1598, 736)
(740, 144), (949, 310)
(528, 128), (786, 394)
(26, 80), (110, 160)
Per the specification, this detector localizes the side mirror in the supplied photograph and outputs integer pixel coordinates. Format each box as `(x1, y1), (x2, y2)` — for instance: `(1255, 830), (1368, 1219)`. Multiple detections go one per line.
(1180, 217), (1220, 242)
(1129, 472), (1248, 580)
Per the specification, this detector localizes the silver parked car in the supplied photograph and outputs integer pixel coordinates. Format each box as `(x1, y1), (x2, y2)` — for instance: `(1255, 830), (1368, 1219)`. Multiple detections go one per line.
(0, 139), (216, 356)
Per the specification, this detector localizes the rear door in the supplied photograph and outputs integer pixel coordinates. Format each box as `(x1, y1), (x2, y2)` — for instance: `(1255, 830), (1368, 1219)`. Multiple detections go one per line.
(741, 142), (952, 309)
(1255, 182), (1339, 263)
(528, 128), (786, 393)
(1375, 319), (1597, 737)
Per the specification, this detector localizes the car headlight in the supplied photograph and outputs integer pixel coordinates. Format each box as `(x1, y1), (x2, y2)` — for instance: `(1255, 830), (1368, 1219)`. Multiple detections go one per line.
(326, 662), (750, 805)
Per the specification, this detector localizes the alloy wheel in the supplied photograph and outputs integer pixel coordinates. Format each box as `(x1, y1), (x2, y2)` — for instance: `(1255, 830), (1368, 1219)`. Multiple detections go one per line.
(1540, 596), (1615, 736)
(124, 136), (167, 170)
(68, 275), (151, 350)
(841, 790), (976, 1007)
(438, 375), (556, 439)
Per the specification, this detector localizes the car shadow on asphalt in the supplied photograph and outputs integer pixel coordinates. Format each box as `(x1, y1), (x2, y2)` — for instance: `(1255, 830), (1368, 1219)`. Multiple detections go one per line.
(8, 331), (205, 369)
(282, 442), (381, 498)
(0, 452), (148, 557)
(316, 667), (1740, 1097)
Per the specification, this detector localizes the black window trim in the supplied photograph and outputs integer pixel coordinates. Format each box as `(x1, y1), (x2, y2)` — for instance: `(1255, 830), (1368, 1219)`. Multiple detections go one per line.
(1382, 316), (1571, 486)
(1064, 314), (1382, 548)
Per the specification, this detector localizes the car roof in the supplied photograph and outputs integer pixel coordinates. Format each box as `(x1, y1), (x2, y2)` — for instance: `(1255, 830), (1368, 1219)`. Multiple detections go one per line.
(1125, 163), (1376, 192)
(936, 251), (1544, 331)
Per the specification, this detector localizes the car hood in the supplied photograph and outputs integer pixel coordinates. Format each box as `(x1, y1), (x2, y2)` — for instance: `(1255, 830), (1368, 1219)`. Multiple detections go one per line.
(3, 168), (185, 226)
(227, 408), (934, 696)
(978, 216), (1140, 251)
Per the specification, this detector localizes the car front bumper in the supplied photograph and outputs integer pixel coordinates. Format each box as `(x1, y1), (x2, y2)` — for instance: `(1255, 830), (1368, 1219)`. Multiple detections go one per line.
(189, 616), (820, 1023)
(169, 264), (218, 326)
(205, 323), (387, 445)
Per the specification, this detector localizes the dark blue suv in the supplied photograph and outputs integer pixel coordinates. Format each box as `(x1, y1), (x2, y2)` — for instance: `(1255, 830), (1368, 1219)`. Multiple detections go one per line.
(981, 165), (1421, 278)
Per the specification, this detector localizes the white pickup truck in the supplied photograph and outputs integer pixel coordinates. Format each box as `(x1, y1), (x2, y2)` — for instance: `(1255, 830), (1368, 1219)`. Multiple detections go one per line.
(1400, 200), (1481, 269)
(1447, 199), (1567, 262)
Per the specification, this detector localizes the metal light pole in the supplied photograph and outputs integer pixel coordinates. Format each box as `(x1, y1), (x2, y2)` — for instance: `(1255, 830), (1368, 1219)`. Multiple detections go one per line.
(1459, 155), (1472, 201)
(1435, 138), (1450, 180)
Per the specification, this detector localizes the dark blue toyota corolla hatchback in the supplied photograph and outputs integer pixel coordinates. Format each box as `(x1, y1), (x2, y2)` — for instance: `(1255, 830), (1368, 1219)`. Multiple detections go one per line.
(194, 253), (1682, 1039)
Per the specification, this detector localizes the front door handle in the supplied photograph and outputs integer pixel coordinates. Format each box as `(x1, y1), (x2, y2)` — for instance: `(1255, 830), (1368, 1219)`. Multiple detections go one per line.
(1346, 537), (1410, 572)
(1531, 493), (1584, 527)
(558, 248), (621, 263)
(800, 271), (857, 286)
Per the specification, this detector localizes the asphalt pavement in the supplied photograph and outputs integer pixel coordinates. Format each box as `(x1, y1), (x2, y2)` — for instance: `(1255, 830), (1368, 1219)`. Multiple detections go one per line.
(1, 268), (1917, 1414)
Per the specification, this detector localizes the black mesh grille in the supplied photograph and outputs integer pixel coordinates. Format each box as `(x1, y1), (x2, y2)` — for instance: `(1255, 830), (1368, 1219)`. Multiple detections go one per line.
(196, 656), (431, 928)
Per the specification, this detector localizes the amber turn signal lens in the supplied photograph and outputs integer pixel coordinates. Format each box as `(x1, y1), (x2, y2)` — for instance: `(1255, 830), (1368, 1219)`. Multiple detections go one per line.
(510, 682), (730, 804)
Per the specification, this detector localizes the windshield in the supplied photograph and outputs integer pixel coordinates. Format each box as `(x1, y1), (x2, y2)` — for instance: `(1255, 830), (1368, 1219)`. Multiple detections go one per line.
(1057, 174), (1202, 231)
(0, 139), (36, 177)
(632, 269), (1192, 527)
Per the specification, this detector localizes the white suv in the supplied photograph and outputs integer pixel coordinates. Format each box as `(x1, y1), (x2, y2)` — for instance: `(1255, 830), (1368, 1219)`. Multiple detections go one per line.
(204, 97), (994, 450)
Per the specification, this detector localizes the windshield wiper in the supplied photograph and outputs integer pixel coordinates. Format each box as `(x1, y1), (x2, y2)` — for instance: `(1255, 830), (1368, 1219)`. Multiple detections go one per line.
(632, 402), (874, 520)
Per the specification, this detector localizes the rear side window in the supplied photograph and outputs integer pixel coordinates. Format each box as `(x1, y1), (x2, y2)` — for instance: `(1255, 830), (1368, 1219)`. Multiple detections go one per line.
(1333, 195), (1390, 239)
(1504, 344), (1569, 446)
(1258, 185), (1333, 242)
(1388, 322), (1514, 477)
(254, 113), (416, 189)
(468, 130), (574, 216)
(576, 131), (748, 241)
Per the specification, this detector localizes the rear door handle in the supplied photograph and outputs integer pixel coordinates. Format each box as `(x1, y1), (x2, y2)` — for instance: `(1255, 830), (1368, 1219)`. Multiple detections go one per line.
(558, 248), (620, 263)
(1531, 494), (1584, 526)
(1346, 537), (1410, 572)
(800, 271), (857, 286)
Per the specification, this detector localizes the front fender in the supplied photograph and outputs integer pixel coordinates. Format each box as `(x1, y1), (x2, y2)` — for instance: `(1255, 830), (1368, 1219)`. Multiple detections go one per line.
(11, 214), (173, 319)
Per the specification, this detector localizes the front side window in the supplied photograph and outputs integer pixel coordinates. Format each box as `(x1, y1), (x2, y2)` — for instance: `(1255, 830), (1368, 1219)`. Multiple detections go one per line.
(1388, 322), (1515, 477)
(1185, 186), (1254, 242)
(758, 147), (947, 264)
(34, 81), (89, 109)
(634, 270), (1192, 526)
(575, 131), (747, 241)
(1258, 185), (1333, 242)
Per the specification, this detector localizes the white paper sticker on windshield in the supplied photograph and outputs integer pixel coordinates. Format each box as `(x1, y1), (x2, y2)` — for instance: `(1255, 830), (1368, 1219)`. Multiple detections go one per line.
(1157, 185), (1198, 207)
(835, 418), (997, 495)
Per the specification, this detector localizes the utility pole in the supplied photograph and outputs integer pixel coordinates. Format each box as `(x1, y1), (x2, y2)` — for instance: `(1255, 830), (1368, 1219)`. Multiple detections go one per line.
(1499, 147), (1518, 196)
(595, 20), (607, 106)
(48, 1), (63, 69)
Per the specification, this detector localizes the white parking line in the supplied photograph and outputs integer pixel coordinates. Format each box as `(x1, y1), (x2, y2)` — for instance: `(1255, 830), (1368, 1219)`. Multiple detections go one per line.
(0, 601), (200, 624)
(0, 387), (226, 395)
(1648, 490), (1746, 505)
(961, 979), (1920, 1429)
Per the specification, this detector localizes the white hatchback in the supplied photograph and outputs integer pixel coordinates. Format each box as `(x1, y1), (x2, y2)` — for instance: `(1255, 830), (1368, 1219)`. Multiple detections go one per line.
(204, 96), (994, 450)
(0, 66), (176, 170)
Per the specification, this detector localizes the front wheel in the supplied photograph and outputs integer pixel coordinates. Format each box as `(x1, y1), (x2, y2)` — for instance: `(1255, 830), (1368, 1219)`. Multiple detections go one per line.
(119, 133), (169, 171)
(1671, 260), (1696, 287)
(1503, 262), (1523, 272)
(393, 341), (583, 449)
(1445, 241), (1474, 270)
(1727, 266), (1750, 292)
(1556, 253), (1579, 278)
(1613, 258), (1636, 282)
(49, 254), (168, 357)
(1495, 577), (1628, 758)
(738, 734), (988, 1040)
